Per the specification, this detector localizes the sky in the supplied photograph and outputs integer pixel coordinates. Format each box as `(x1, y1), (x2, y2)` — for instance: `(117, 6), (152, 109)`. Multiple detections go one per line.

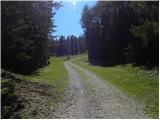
(53, 1), (96, 38)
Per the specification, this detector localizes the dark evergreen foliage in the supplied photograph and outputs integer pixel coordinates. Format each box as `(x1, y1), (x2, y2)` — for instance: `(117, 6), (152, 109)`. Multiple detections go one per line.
(55, 35), (86, 57)
(81, 1), (159, 67)
(126, 2), (159, 67)
(2, 1), (60, 74)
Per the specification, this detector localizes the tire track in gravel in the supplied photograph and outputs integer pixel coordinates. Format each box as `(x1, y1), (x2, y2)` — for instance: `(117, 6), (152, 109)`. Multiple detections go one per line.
(50, 58), (149, 119)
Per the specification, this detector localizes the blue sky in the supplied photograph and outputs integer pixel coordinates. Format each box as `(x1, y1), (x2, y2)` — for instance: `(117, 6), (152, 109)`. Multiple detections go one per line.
(53, 1), (96, 38)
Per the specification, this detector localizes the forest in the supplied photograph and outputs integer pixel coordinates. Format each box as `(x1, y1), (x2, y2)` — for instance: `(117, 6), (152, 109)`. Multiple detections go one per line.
(1, 1), (159, 119)
(81, 1), (159, 67)
(54, 35), (86, 56)
(2, 1), (158, 75)
(2, 1), (60, 74)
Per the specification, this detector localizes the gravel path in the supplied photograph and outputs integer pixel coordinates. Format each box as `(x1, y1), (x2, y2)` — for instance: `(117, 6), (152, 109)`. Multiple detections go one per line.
(51, 59), (149, 119)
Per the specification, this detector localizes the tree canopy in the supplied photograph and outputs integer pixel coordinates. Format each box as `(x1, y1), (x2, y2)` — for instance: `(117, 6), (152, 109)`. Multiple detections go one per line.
(55, 35), (86, 57)
(81, 1), (159, 67)
(2, 1), (60, 74)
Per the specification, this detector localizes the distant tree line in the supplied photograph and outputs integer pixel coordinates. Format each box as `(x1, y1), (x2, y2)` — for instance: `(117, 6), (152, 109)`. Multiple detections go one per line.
(48, 37), (55, 56)
(81, 1), (158, 67)
(2, 1), (60, 74)
(55, 35), (87, 57)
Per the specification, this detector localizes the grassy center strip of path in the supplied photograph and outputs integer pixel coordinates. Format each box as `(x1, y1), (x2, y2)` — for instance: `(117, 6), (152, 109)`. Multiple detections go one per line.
(68, 61), (96, 95)
(71, 55), (159, 118)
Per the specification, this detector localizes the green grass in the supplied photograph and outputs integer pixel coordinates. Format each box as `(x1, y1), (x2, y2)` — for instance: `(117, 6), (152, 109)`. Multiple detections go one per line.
(72, 55), (159, 118)
(1, 56), (68, 118)
(22, 56), (68, 117)
(24, 56), (68, 94)
(70, 63), (95, 95)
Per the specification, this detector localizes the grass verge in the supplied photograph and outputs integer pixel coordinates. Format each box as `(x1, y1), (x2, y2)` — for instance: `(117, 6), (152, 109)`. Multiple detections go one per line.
(24, 56), (68, 94)
(1, 56), (68, 118)
(72, 55), (159, 118)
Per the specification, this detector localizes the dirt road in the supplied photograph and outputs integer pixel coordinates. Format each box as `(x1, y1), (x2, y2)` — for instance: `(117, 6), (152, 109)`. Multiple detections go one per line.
(50, 59), (149, 119)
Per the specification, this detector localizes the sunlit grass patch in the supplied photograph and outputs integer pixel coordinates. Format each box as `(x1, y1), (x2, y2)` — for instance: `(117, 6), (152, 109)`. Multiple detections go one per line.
(72, 55), (159, 118)
(24, 56), (68, 94)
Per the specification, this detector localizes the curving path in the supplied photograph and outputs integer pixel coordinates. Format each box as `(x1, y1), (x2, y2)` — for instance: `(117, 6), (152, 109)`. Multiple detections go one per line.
(50, 58), (149, 119)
